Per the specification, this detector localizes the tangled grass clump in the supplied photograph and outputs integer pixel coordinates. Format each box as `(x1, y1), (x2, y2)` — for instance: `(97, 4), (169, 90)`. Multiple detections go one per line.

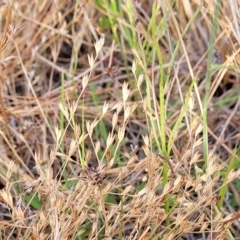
(0, 1), (240, 239)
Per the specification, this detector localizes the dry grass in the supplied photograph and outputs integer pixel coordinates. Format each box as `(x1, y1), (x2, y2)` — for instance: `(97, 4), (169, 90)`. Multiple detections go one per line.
(0, 0), (240, 239)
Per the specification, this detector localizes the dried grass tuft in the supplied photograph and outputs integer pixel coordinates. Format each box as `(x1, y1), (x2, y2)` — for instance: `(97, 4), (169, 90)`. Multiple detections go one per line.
(0, 0), (239, 239)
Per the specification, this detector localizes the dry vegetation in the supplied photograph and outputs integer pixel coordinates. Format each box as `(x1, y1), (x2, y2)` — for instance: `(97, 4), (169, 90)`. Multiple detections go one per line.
(0, 0), (240, 239)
